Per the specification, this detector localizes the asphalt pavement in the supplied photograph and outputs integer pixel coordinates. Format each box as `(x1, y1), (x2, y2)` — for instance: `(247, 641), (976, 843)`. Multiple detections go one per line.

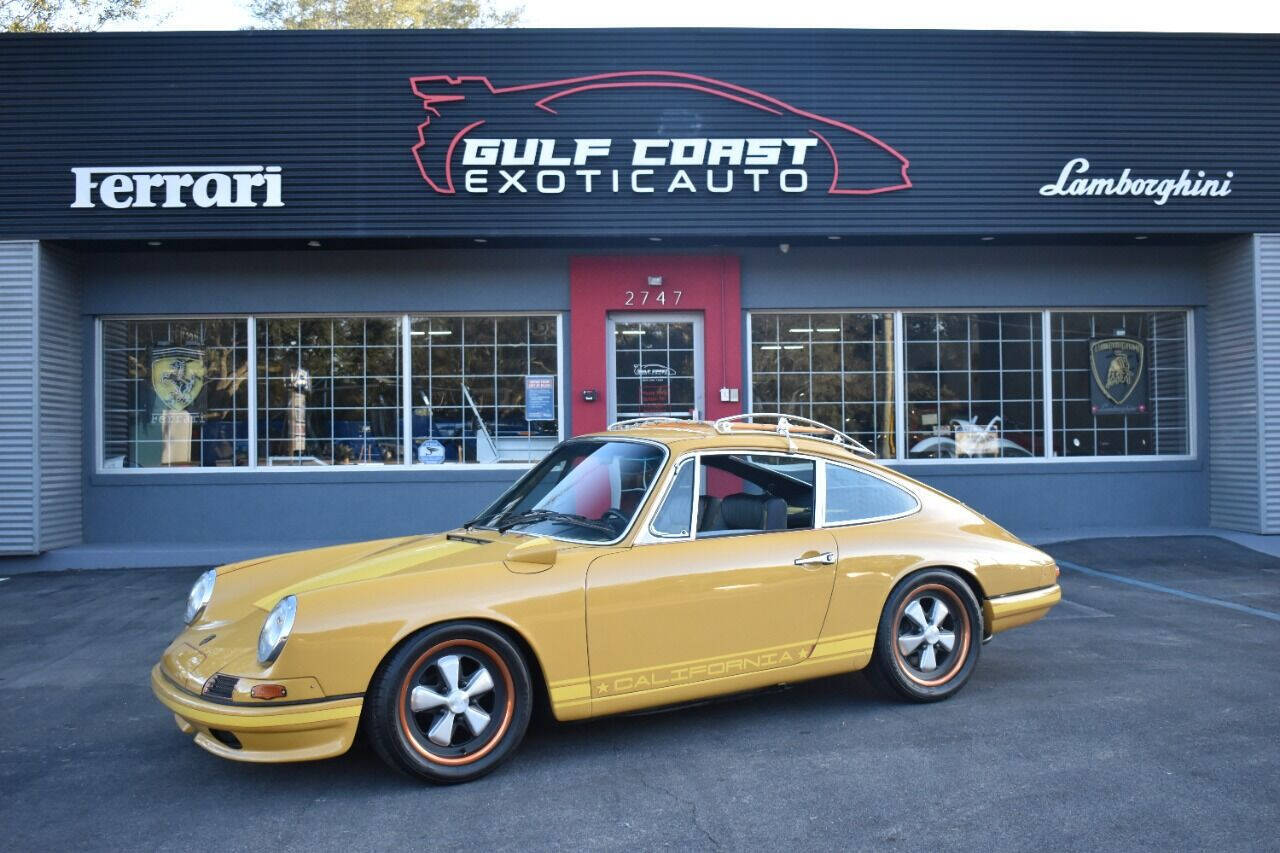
(1, 535), (1277, 851)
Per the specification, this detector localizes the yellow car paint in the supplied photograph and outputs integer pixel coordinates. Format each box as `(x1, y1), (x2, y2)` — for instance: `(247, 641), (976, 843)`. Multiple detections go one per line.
(153, 423), (1060, 763)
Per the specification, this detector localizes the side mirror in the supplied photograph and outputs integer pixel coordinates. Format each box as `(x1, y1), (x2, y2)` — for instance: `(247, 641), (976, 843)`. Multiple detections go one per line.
(504, 537), (558, 571)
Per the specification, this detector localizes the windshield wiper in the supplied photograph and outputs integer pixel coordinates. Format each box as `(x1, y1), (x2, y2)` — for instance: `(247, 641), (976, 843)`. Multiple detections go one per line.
(495, 510), (616, 536)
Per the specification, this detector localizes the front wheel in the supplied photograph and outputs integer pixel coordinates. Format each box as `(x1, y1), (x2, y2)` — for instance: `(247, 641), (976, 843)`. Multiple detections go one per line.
(869, 569), (982, 702)
(366, 622), (532, 784)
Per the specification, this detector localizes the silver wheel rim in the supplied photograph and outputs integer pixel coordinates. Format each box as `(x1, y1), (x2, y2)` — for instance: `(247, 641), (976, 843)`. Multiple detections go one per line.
(408, 653), (498, 748)
(896, 593), (959, 676)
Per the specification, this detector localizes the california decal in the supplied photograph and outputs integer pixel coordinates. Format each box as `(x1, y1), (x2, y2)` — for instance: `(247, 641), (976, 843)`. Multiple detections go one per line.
(1089, 337), (1148, 414)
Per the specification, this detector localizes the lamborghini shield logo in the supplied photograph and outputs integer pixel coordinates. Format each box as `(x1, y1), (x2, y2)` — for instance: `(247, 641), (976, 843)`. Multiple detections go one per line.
(1089, 337), (1148, 414)
(150, 344), (207, 412)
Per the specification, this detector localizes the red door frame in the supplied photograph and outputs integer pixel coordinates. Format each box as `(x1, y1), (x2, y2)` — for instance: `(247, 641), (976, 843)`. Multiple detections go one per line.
(569, 254), (743, 435)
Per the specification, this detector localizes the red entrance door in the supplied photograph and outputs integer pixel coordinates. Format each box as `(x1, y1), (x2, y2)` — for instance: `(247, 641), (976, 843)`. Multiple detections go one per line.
(569, 255), (743, 435)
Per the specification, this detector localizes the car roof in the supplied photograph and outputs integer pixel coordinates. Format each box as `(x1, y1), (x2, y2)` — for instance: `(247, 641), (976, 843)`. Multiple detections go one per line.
(580, 415), (881, 466)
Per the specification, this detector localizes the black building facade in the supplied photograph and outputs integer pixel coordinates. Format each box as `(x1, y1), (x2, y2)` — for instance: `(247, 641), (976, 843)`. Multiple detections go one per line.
(1, 29), (1278, 567)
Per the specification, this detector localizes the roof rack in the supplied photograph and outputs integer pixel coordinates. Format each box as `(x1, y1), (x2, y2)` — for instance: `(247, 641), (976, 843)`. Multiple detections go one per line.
(606, 416), (710, 434)
(713, 413), (876, 459)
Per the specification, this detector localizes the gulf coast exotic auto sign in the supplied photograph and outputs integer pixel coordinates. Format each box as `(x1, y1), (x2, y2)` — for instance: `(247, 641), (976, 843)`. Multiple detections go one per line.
(407, 71), (913, 198)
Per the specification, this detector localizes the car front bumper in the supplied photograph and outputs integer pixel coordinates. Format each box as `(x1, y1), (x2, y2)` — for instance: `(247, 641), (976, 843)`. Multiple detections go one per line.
(150, 665), (362, 763)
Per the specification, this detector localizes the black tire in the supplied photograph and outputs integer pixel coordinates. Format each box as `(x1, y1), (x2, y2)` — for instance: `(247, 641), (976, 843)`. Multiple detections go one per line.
(868, 569), (983, 703)
(366, 622), (533, 784)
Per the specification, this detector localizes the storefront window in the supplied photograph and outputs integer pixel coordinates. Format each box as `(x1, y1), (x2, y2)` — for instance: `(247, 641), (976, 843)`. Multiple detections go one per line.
(1049, 311), (1189, 456)
(101, 318), (249, 468)
(904, 313), (1043, 459)
(409, 315), (559, 464)
(750, 313), (896, 458)
(257, 317), (402, 465)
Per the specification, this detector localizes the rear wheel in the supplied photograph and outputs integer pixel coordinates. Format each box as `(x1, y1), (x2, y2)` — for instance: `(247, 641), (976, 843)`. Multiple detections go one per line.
(869, 569), (982, 702)
(367, 622), (532, 784)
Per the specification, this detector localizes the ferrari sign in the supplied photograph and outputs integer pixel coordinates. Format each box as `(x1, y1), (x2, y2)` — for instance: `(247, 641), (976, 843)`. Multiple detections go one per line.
(150, 344), (207, 416)
(1089, 338), (1148, 415)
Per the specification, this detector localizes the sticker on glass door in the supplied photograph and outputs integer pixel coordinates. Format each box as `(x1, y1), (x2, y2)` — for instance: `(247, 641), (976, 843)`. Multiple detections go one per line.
(607, 313), (704, 423)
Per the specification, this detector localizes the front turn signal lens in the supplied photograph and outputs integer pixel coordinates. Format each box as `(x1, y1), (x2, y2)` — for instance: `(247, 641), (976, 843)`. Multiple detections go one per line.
(249, 683), (288, 700)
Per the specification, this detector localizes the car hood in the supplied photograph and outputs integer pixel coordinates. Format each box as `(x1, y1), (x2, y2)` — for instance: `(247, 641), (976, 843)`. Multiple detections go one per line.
(208, 531), (529, 617)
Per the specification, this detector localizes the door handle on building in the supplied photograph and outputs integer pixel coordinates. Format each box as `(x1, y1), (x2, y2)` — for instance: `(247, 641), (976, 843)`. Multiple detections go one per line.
(794, 551), (836, 567)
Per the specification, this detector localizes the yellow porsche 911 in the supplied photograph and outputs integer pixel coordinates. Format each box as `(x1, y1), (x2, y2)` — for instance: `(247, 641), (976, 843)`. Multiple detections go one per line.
(151, 414), (1061, 784)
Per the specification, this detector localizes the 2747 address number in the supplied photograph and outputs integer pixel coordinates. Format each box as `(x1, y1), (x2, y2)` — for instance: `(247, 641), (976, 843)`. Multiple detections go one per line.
(623, 290), (683, 306)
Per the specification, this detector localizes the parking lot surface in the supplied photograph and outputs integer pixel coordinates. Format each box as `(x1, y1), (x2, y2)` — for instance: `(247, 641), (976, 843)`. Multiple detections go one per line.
(2, 535), (1277, 851)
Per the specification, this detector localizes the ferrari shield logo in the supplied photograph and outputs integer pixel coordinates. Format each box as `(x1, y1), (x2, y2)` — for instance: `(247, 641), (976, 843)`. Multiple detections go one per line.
(1089, 338), (1148, 414)
(150, 344), (207, 412)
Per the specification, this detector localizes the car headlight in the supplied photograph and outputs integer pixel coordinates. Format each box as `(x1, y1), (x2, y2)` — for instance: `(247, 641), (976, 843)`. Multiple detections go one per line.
(185, 569), (216, 624)
(258, 595), (297, 665)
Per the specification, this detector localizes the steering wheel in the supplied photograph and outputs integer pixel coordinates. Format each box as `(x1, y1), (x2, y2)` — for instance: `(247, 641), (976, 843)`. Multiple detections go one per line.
(600, 508), (628, 533)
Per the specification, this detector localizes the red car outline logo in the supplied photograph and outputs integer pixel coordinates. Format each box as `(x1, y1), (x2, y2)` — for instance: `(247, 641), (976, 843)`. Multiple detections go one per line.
(409, 71), (912, 196)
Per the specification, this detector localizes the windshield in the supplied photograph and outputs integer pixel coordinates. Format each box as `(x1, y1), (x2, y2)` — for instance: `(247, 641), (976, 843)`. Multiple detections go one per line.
(468, 439), (667, 542)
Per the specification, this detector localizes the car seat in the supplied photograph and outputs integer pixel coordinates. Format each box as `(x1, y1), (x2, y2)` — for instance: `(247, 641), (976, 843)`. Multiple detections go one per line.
(719, 493), (788, 532)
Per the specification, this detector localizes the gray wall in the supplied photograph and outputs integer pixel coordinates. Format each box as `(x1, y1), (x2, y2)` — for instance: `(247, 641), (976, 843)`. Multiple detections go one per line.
(0, 241), (82, 555)
(78, 242), (1211, 549)
(1206, 237), (1261, 532)
(38, 246), (83, 550)
(0, 242), (37, 554)
(1260, 235), (1280, 533)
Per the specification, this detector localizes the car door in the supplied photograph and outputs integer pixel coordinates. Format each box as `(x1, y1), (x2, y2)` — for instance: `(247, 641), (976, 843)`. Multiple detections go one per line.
(585, 452), (838, 701)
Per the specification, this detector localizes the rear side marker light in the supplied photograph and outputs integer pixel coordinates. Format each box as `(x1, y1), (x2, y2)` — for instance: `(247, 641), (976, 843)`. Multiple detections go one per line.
(250, 683), (288, 700)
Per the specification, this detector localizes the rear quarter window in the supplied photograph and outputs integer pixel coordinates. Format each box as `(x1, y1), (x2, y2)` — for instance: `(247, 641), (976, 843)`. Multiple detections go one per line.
(824, 464), (918, 524)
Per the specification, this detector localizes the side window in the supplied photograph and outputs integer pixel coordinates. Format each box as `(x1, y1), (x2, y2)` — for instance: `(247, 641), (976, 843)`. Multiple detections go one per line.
(824, 464), (917, 525)
(650, 461), (694, 537)
(697, 454), (815, 535)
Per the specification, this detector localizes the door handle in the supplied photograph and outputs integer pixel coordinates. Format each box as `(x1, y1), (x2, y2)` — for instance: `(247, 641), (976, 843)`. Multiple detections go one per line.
(794, 551), (836, 567)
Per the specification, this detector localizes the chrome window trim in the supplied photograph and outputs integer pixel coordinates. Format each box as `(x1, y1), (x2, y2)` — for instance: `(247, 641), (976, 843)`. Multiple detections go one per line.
(639, 457), (696, 542)
(686, 449), (820, 542)
(819, 459), (922, 528)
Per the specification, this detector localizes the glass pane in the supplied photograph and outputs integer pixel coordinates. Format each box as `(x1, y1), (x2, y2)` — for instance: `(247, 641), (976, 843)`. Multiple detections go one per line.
(749, 313), (895, 458)
(614, 320), (696, 420)
(101, 318), (249, 468)
(904, 312), (1043, 459)
(410, 314), (560, 464)
(1049, 311), (1188, 457)
(257, 317), (402, 465)
(469, 439), (664, 541)
(651, 461), (694, 537)
(825, 464), (917, 524)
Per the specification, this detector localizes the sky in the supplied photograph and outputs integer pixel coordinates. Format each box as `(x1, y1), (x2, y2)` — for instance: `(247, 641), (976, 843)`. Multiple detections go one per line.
(111, 0), (1280, 33)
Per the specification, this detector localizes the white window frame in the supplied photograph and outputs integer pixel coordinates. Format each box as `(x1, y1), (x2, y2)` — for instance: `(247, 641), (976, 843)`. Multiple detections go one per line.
(95, 311), (566, 474)
(745, 307), (1197, 464)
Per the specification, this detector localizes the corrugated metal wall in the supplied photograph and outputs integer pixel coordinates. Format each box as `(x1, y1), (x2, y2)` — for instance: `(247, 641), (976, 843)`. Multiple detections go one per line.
(0, 241), (37, 554)
(0, 241), (83, 555)
(0, 30), (1277, 240)
(1206, 236), (1261, 532)
(37, 245), (82, 550)
(1258, 235), (1280, 533)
